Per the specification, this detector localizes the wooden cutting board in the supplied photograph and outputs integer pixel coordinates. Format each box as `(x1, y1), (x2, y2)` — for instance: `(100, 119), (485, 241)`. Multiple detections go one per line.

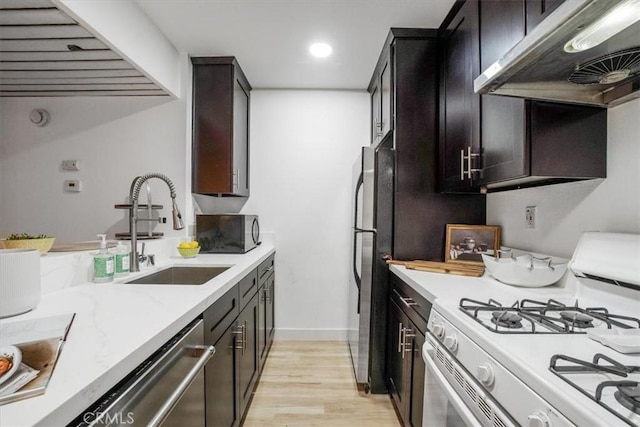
(386, 259), (485, 277)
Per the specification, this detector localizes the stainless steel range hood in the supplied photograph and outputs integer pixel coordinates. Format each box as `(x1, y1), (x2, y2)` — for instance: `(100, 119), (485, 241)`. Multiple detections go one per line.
(474, 0), (640, 108)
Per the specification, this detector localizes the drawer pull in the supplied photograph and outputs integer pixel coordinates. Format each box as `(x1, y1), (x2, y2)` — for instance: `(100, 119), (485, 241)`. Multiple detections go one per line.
(393, 289), (418, 309)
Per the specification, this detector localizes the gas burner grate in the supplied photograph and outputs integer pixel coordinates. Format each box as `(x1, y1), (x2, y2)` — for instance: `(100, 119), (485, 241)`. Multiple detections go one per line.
(459, 298), (640, 334)
(521, 298), (640, 331)
(550, 353), (640, 426)
(459, 298), (563, 334)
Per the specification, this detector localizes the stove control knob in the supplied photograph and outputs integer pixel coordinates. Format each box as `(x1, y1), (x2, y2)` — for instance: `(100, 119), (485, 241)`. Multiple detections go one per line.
(444, 335), (458, 351)
(476, 364), (494, 386)
(431, 322), (445, 338)
(527, 410), (551, 427)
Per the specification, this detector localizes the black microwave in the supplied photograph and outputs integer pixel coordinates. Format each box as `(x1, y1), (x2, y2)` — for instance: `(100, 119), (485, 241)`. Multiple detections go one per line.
(196, 214), (260, 253)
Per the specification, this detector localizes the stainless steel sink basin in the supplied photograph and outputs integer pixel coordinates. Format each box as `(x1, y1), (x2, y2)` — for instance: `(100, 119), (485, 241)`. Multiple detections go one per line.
(125, 266), (230, 285)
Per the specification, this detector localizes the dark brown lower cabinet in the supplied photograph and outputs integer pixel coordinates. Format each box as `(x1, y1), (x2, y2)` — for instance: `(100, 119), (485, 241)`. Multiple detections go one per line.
(388, 300), (410, 417)
(205, 285), (258, 427)
(238, 292), (259, 417)
(257, 255), (275, 372)
(387, 275), (431, 426)
(258, 271), (275, 371)
(205, 254), (276, 427)
(265, 274), (275, 348)
(206, 322), (239, 427)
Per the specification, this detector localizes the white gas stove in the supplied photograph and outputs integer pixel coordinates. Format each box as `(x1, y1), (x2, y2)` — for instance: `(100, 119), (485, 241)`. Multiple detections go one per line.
(423, 232), (640, 427)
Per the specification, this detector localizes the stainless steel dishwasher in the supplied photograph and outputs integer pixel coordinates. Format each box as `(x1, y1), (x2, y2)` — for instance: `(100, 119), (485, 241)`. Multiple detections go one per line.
(72, 319), (214, 427)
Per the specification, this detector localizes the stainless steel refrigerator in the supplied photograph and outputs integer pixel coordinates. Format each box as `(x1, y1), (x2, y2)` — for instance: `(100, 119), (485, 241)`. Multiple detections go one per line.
(348, 141), (394, 393)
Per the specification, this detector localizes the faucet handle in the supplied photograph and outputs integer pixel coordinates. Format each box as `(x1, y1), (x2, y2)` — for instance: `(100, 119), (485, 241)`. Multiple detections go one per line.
(147, 254), (155, 266)
(137, 242), (147, 263)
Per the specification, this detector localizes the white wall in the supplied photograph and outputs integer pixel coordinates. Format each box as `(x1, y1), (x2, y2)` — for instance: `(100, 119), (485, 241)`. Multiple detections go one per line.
(242, 90), (369, 339)
(0, 87), (369, 339)
(487, 98), (640, 258)
(0, 93), (189, 244)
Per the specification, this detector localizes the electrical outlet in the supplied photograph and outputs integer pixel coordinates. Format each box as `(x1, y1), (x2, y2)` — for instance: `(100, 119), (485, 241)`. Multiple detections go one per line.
(525, 206), (536, 229)
(64, 180), (83, 192)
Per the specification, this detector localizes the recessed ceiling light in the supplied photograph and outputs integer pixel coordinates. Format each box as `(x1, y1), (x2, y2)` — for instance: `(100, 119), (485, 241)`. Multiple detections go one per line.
(309, 42), (332, 58)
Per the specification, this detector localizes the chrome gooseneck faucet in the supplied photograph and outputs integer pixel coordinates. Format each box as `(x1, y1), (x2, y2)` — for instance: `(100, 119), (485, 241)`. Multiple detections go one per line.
(129, 173), (184, 272)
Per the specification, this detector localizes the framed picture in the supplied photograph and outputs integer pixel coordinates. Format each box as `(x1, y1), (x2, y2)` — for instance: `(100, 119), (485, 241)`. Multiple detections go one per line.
(445, 224), (501, 265)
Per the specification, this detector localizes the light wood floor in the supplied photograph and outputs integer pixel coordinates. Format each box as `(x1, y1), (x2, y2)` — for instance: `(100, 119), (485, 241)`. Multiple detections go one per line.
(243, 341), (400, 426)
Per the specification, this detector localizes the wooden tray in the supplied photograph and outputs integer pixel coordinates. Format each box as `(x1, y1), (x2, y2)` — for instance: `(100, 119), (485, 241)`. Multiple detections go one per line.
(386, 259), (484, 277)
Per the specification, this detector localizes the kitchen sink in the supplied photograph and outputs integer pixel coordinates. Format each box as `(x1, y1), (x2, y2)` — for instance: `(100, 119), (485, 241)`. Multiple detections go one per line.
(125, 266), (230, 285)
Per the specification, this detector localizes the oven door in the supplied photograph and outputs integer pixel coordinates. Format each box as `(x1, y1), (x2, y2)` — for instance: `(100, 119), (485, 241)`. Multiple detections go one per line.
(422, 339), (481, 427)
(422, 332), (517, 427)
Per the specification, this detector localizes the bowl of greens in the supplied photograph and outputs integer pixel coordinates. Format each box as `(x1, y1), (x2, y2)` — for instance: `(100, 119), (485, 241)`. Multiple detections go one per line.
(1, 233), (55, 254)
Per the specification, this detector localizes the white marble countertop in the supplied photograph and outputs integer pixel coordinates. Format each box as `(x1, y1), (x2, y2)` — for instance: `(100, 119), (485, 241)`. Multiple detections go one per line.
(390, 263), (576, 305)
(0, 242), (275, 427)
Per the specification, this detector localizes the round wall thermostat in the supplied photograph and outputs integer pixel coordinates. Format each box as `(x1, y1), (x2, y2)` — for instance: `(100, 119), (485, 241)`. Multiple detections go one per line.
(30, 109), (50, 127)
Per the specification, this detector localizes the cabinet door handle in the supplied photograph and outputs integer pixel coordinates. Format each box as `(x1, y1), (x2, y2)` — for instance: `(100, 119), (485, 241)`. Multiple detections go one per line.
(233, 324), (245, 354)
(243, 321), (247, 352)
(232, 169), (240, 188)
(264, 288), (271, 303)
(461, 147), (481, 181)
(397, 322), (403, 353)
(467, 146), (481, 179)
(402, 327), (415, 359)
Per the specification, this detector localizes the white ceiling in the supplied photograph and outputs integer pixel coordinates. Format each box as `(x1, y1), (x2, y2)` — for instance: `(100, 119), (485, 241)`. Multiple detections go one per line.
(135, 0), (456, 89)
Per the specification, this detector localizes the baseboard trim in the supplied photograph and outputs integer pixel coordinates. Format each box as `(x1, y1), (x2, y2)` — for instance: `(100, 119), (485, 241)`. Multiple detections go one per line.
(274, 328), (348, 341)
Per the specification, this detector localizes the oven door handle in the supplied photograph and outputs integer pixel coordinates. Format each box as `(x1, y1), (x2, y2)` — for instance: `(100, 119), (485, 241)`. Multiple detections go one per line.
(423, 338), (483, 427)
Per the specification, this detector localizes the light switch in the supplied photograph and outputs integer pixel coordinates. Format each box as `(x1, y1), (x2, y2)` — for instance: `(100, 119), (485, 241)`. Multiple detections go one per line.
(61, 160), (80, 171)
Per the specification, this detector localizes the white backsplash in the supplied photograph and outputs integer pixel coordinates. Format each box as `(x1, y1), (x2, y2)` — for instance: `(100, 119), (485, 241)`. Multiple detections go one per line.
(40, 237), (180, 294)
(39, 233), (276, 295)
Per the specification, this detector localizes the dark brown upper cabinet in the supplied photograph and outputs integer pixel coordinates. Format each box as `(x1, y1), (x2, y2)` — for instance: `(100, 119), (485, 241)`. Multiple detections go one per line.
(439, 0), (606, 193)
(439, 0), (482, 193)
(479, 0), (528, 186)
(369, 53), (392, 145)
(478, 0), (606, 192)
(525, 0), (565, 34)
(192, 57), (251, 197)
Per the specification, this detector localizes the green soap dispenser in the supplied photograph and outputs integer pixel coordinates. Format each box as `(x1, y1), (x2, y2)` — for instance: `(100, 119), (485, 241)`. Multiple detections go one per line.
(113, 241), (130, 277)
(94, 234), (115, 283)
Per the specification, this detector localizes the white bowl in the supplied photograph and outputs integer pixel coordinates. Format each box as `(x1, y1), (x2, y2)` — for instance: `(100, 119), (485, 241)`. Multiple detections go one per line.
(481, 249), (569, 287)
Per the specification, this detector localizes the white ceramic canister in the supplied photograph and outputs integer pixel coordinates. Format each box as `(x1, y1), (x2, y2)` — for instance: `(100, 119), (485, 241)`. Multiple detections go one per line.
(0, 249), (41, 318)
